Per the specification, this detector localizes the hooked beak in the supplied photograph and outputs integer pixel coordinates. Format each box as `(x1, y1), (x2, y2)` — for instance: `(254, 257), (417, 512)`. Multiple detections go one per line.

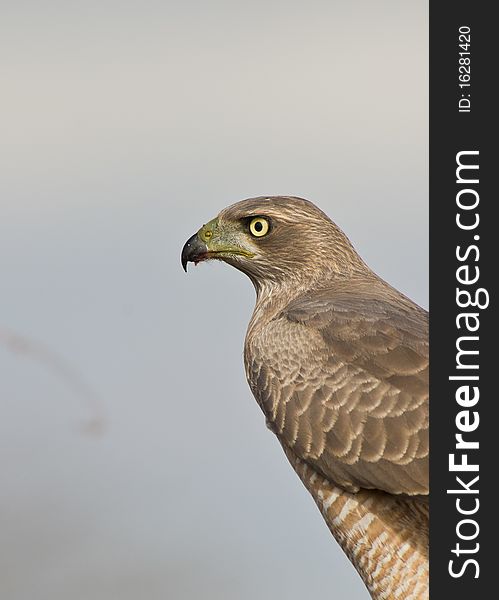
(181, 233), (209, 272)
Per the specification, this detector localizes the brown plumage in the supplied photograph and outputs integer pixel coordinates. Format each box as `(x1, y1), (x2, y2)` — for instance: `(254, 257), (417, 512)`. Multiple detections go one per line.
(182, 196), (429, 599)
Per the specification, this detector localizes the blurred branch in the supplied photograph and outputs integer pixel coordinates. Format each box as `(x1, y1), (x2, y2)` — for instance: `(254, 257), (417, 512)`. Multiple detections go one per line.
(0, 326), (107, 436)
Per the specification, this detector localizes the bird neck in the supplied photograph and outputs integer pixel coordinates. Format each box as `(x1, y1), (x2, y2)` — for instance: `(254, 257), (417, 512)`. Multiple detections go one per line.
(248, 266), (375, 327)
(247, 276), (308, 335)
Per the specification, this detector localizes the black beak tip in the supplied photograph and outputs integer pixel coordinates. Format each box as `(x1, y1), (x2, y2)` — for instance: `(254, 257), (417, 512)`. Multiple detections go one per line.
(181, 233), (205, 273)
(181, 243), (190, 272)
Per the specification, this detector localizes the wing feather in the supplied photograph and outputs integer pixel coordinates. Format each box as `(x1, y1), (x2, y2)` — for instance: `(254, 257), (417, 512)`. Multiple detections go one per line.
(245, 280), (428, 496)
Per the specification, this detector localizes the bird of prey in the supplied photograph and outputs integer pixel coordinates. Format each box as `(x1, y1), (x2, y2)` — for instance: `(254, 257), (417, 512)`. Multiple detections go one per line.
(182, 197), (428, 600)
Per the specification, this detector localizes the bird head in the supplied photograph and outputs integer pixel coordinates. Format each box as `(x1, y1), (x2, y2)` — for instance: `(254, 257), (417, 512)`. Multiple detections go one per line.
(181, 196), (367, 290)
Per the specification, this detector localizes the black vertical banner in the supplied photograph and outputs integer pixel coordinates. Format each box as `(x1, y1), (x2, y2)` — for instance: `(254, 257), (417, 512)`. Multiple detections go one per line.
(430, 3), (496, 598)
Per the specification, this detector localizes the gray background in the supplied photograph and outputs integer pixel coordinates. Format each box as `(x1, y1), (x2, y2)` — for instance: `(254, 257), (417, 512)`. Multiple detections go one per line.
(0, 1), (427, 599)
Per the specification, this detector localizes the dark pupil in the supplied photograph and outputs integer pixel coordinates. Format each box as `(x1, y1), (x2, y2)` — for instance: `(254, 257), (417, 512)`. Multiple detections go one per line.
(254, 221), (263, 232)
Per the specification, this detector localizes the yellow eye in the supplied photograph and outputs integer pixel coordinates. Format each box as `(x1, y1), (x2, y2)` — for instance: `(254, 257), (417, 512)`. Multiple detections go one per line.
(249, 217), (270, 237)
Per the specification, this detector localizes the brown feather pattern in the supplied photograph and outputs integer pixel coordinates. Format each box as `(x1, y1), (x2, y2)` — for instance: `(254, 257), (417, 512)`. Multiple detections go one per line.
(185, 196), (429, 599)
(245, 281), (428, 496)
